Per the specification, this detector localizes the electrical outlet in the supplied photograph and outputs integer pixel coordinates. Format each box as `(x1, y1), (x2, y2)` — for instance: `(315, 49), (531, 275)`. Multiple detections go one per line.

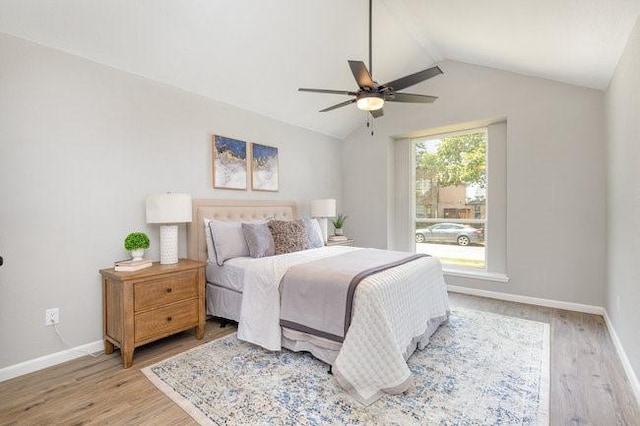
(45, 308), (59, 326)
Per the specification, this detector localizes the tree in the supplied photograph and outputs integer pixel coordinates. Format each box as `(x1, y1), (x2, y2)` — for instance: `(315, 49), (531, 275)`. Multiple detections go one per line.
(417, 132), (486, 188)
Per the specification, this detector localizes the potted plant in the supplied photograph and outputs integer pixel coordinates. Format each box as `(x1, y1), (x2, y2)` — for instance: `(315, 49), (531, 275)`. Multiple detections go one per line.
(124, 232), (150, 260)
(331, 213), (348, 236)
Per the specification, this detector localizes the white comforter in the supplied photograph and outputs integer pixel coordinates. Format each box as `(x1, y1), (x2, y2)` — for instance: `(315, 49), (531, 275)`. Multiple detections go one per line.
(237, 246), (450, 405)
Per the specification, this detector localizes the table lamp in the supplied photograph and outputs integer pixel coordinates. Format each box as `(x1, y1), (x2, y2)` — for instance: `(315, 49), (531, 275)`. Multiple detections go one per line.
(310, 198), (336, 243)
(146, 193), (193, 264)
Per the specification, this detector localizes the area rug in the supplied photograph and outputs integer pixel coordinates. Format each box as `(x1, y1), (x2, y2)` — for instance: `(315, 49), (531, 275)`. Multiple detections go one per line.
(142, 309), (549, 425)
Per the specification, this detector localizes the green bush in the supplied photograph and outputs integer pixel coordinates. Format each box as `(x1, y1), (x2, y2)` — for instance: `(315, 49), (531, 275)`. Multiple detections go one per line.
(124, 232), (150, 251)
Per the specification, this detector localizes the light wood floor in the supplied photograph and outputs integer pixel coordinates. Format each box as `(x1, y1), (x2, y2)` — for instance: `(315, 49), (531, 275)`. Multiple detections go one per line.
(1, 293), (638, 425)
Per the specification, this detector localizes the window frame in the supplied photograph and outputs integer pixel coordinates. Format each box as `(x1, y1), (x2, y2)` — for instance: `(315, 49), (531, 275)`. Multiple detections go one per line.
(409, 121), (508, 283)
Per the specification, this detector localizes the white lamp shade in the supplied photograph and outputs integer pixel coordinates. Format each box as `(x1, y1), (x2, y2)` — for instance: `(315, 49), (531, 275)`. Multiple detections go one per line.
(146, 193), (193, 224)
(310, 199), (336, 218)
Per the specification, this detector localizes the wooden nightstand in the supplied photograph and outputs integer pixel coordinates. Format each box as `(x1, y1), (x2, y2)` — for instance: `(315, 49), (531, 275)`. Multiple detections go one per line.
(99, 259), (206, 368)
(325, 238), (355, 247)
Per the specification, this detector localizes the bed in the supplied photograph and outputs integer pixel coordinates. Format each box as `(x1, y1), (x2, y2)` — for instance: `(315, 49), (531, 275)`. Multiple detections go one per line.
(187, 199), (450, 405)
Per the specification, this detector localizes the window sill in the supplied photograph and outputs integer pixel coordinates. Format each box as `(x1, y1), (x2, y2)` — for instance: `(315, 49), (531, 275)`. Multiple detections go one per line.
(443, 267), (510, 283)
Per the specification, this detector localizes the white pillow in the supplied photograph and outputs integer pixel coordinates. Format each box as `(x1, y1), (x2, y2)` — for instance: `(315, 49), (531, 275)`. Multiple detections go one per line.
(303, 218), (324, 248)
(203, 218), (216, 263)
(208, 220), (250, 266)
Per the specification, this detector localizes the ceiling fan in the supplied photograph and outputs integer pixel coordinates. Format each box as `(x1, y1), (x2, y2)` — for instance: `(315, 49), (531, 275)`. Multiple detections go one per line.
(298, 0), (443, 118)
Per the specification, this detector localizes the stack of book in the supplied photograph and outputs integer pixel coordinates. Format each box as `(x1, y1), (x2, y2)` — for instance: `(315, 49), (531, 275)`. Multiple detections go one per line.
(114, 258), (153, 272)
(328, 235), (348, 242)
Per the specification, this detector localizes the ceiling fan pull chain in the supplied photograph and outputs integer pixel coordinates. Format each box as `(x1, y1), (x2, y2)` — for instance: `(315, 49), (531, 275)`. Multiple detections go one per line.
(365, 113), (374, 138)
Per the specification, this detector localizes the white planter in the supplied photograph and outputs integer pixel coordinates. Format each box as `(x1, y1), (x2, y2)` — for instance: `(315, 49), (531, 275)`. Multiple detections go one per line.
(130, 249), (145, 261)
(334, 228), (344, 236)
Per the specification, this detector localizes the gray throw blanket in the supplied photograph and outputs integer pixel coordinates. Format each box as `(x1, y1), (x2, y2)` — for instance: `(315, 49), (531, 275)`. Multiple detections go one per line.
(279, 248), (427, 342)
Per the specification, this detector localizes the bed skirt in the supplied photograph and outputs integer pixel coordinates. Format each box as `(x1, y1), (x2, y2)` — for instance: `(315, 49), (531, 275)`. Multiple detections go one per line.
(205, 283), (241, 322)
(206, 282), (448, 369)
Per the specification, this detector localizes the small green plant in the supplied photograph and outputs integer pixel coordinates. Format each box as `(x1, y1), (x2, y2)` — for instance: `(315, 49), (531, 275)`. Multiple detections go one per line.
(331, 213), (348, 229)
(124, 232), (150, 251)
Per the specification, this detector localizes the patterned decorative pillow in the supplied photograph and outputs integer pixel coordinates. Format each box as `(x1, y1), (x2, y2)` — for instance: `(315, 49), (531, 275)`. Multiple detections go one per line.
(268, 219), (307, 255)
(242, 222), (275, 258)
(302, 218), (324, 249)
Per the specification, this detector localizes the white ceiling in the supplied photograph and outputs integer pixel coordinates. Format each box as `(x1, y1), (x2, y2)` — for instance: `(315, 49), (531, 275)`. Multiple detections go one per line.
(1, 0), (638, 139)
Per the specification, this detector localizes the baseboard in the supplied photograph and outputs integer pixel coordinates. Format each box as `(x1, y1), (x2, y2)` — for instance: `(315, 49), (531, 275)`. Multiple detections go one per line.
(0, 340), (104, 383)
(448, 284), (640, 406)
(447, 285), (605, 315)
(602, 312), (640, 405)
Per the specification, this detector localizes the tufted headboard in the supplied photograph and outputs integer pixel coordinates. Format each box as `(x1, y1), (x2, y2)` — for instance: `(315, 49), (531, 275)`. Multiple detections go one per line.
(187, 199), (297, 262)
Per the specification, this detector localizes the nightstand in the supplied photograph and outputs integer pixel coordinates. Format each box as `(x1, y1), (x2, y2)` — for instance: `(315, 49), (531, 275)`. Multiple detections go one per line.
(325, 238), (355, 247)
(99, 259), (206, 368)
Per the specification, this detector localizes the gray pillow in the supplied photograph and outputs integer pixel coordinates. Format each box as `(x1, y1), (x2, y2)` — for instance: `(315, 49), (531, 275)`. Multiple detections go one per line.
(208, 220), (250, 266)
(302, 218), (324, 248)
(268, 219), (307, 255)
(242, 222), (275, 258)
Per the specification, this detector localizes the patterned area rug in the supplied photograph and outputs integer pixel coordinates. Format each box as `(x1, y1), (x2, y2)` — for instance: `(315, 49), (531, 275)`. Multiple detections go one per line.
(143, 309), (549, 425)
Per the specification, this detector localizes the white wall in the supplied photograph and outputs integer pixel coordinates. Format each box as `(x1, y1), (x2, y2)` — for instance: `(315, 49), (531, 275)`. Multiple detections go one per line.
(0, 34), (343, 368)
(343, 59), (606, 306)
(605, 18), (640, 382)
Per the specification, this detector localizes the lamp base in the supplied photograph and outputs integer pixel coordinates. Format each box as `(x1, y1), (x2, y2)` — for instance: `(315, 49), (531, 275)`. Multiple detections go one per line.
(159, 225), (179, 265)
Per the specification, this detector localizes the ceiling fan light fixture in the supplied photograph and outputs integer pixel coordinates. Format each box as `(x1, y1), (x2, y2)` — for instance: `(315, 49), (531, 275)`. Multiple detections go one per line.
(356, 93), (384, 111)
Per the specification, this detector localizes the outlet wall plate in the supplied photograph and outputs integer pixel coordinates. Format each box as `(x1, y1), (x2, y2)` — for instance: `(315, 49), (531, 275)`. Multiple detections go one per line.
(45, 308), (59, 326)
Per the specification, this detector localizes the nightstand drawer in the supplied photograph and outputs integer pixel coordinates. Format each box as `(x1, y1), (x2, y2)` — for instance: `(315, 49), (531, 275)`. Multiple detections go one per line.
(134, 299), (198, 343)
(134, 271), (197, 311)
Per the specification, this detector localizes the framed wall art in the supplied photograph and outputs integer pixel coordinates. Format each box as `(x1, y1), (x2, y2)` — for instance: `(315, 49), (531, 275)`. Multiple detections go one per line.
(212, 135), (247, 190)
(251, 143), (279, 192)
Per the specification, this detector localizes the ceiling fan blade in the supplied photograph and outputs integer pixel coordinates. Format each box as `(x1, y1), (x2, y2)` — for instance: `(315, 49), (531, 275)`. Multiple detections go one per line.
(348, 60), (376, 89)
(371, 108), (384, 118)
(299, 88), (357, 96)
(386, 93), (438, 103)
(320, 98), (357, 112)
(382, 66), (443, 92)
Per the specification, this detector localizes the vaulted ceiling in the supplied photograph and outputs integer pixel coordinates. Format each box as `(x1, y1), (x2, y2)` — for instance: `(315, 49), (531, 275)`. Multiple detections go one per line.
(1, 0), (638, 139)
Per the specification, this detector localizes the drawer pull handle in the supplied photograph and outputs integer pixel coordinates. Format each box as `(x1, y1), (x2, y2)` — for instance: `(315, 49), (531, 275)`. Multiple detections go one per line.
(167, 316), (172, 322)
(166, 288), (172, 293)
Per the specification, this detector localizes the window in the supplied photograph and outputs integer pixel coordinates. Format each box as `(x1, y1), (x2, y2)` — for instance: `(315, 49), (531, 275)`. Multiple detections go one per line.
(392, 120), (506, 281)
(414, 128), (487, 269)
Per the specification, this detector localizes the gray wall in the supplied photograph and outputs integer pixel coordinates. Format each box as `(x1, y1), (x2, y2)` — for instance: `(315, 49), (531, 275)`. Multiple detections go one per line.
(605, 18), (640, 382)
(343, 59), (606, 306)
(0, 34), (342, 368)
